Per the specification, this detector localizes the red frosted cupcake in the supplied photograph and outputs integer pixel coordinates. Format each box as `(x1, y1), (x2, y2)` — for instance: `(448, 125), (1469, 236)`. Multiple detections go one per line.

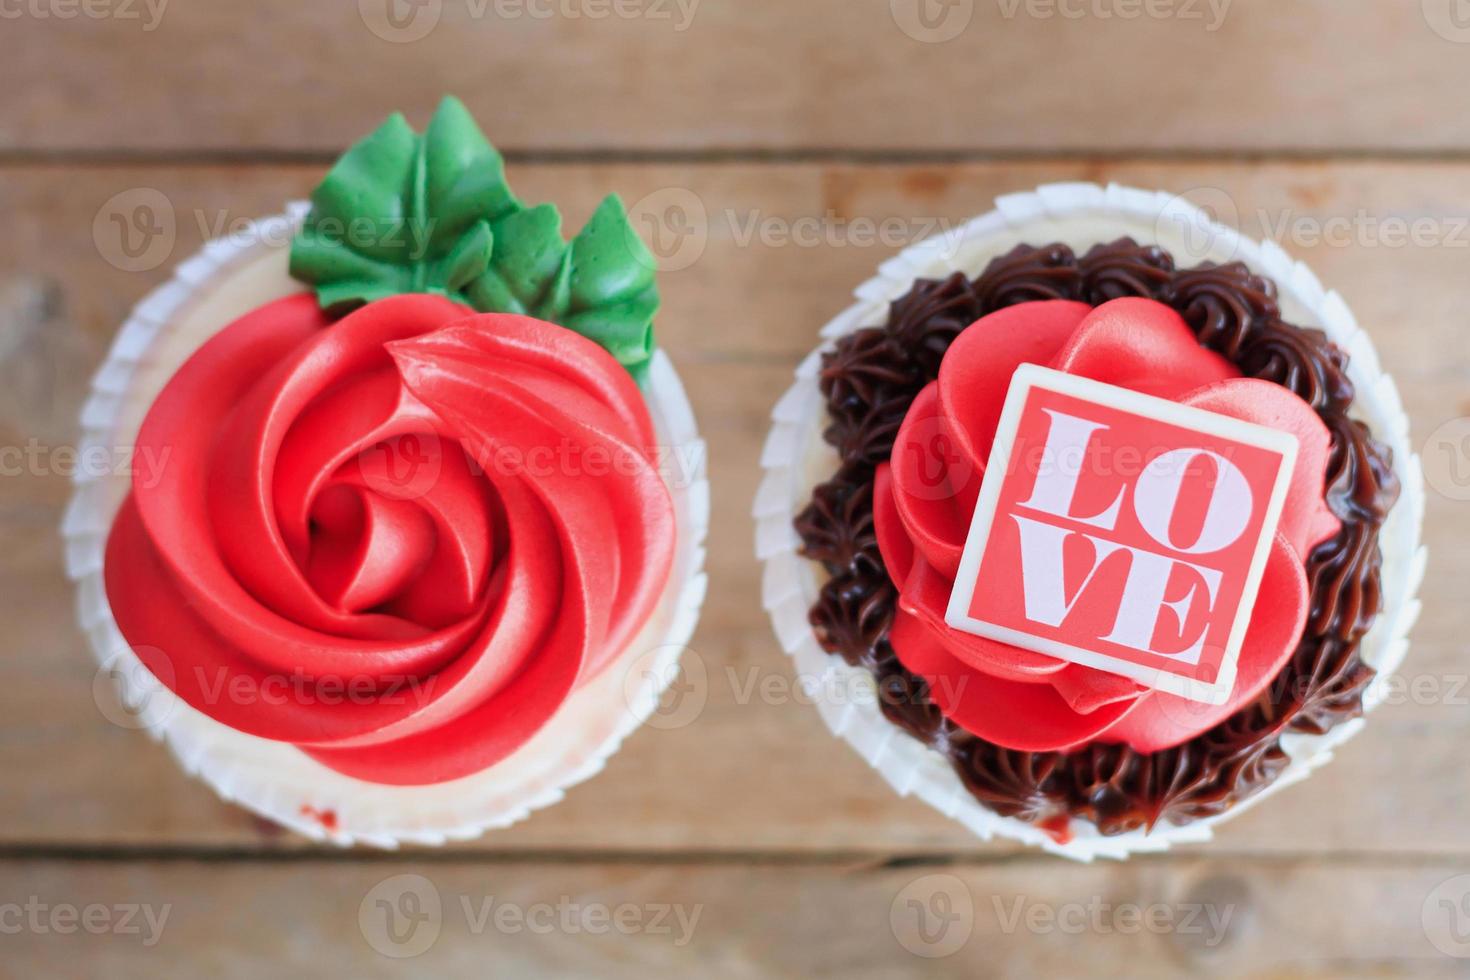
(756, 183), (1424, 859)
(67, 98), (708, 845)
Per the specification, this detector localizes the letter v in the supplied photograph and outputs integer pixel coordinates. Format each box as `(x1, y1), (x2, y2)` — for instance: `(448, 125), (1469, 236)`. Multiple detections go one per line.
(1012, 516), (1125, 628)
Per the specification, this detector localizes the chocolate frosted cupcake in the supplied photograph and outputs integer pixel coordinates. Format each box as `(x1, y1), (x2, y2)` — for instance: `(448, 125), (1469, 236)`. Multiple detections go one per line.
(66, 98), (708, 846)
(755, 183), (1423, 859)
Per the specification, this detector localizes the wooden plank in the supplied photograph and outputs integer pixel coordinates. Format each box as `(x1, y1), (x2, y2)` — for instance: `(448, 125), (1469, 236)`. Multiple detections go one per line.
(5, 2), (1470, 155)
(15, 158), (1470, 368)
(1, 160), (1465, 855)
(3, 857), (1468, 976)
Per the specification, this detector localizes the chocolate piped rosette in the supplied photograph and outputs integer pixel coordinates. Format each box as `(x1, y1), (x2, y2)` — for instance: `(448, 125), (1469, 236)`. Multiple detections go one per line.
(65, 98), (708, 846)
(755, 183), (1424, 860)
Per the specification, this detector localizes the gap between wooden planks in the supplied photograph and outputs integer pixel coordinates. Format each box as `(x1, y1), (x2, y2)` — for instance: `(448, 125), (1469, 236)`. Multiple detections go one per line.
(6, 1), (1470, 155)
(3, 857), (1467, 977)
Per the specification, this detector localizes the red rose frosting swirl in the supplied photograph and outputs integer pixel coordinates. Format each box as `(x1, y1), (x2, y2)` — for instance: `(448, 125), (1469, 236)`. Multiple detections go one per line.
(105, 293), (675, 785)
(872, 298), (1342, 753)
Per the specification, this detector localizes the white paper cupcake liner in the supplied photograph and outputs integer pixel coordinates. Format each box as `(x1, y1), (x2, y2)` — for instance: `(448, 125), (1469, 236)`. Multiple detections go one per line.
(755, 182), (1426, 861)
(64, 203), (710, 848)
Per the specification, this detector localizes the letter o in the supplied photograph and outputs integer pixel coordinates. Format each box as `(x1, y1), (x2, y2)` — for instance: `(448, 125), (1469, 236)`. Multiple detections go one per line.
(1133, 449), (1252, 554)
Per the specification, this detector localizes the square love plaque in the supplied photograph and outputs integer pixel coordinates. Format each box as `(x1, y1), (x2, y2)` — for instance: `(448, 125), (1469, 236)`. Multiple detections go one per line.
(945, 364), (1299, 705)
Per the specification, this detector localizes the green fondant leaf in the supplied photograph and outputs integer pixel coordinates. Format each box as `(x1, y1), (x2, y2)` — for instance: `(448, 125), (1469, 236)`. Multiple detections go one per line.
(532, 251), (574, 322)
(564, 288), (659, 363)
(476, 205), (568, 314)
(568, 195), (658, 309)
(289, 229), (404, 300)
(291, 96), (660, 374)
(422, 97), (519, 253)
(434, 219), (494, 294)
(316, 280), (405, 312)
(305, 113), (418, 264)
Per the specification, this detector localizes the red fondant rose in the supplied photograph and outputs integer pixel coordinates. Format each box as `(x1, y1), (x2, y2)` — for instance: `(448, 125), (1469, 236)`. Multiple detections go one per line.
(106, 294), (674, 785)
(873, 298), (1341, 753)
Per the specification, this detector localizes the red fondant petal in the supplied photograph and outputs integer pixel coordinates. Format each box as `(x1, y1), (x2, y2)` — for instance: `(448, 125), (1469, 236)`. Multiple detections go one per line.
(1102, 531), (1310, 753)
(1182, 378), (1342, 556)
(872, 464), (915, 584)
(1049, 664), (1146, 715)
(900, 555), (1069, 680)
(887, 384), (974, 579)
(891, 609), (1140, 752)
(1051, 298), (1239, 398)
(938, 300), (1092, 463)
(304, 483), (437, 613)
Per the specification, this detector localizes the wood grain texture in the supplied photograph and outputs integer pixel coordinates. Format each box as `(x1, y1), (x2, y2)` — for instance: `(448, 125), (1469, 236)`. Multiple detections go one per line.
(4, 1), (1470, 155)
(7, 4), (1470, 974)
(0, 160), (1463, 859)
(4, 858), (1468, 977)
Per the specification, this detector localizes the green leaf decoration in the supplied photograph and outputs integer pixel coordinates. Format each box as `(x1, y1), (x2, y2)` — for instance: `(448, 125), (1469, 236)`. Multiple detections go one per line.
(290, 96), (660, 376)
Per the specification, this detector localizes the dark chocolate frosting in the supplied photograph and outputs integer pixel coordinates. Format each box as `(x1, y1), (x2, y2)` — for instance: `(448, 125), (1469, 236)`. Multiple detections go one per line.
(795, 240), (1400, 835)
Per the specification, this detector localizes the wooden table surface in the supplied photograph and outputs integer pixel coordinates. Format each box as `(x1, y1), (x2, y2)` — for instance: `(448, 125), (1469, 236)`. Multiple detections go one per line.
(4, 2), (1470, 976)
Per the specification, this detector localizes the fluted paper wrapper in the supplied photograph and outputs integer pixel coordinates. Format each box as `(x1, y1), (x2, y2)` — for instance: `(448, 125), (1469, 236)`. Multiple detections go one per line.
(64, 204), (710, 848)
(754, 182), (1426, 861)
